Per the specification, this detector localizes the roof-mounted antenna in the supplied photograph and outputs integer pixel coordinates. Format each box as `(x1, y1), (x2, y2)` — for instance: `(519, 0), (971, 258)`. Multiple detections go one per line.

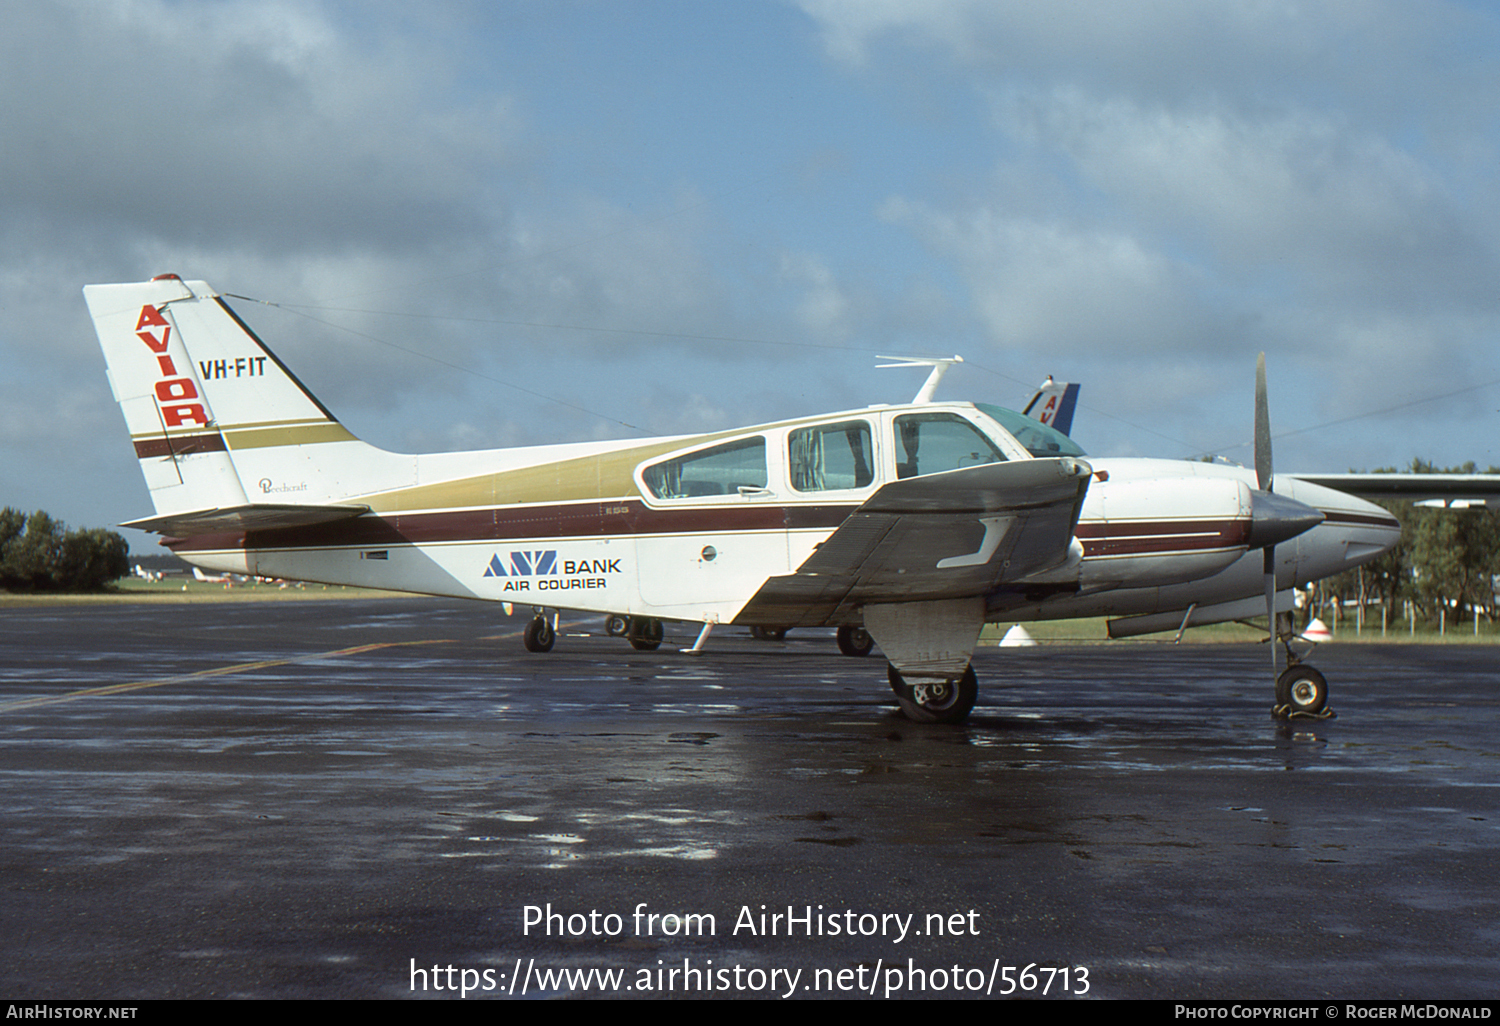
(877, 354), (963, 404)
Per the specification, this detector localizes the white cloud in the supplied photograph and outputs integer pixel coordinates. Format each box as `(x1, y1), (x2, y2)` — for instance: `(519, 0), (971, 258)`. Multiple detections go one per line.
(778, 251), (853, 340)
(881, 197), (1236, 358)
(797, 0), (1494, 110)
(0, 0), (522, 260)
(995, 89), (1494, 308)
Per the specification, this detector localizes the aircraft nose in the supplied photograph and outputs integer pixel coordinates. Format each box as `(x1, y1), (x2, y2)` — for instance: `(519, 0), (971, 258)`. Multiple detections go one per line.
(1245, 489), (1325, 550)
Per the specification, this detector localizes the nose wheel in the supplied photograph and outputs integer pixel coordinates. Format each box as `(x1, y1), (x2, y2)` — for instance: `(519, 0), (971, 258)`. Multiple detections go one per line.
(1275, 664), (1329, 717)
(1269, 612), (1334, 719)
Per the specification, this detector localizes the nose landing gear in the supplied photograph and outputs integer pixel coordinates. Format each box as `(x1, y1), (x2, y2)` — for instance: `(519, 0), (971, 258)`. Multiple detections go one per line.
(1269, 612), (1334, 720)
(1275, 664), (1328, 716)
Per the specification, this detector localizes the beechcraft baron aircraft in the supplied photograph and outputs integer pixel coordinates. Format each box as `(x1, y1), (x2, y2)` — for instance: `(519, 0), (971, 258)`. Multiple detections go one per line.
(87, 275), (1407, 724)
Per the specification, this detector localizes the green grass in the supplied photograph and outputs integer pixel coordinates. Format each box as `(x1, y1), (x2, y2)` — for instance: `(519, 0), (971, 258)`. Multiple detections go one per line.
(979, 618), (1263, 645)
(981, 615), (1500, 645)
(0, 577), (414, 606)
(7, 581), (1497, 644)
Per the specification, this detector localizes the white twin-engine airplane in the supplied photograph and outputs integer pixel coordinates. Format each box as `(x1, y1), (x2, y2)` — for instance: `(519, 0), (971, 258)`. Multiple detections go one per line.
(86, 275), (1402, 724)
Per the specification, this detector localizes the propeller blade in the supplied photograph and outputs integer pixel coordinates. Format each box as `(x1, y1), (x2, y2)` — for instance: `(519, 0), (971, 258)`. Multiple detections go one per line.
(1254, 352), (1272, 493)
(1265, 548), (1278, 675)
(1256, 353), (1278, 675)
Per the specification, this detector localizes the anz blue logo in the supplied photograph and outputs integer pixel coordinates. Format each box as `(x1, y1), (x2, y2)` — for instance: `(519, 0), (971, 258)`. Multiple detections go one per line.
(483, 550), (620, 593)
(483, 550), (557, 578)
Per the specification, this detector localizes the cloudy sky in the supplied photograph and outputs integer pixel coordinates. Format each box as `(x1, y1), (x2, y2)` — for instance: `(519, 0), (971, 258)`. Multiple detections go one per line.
(4, 0), (1498, 547)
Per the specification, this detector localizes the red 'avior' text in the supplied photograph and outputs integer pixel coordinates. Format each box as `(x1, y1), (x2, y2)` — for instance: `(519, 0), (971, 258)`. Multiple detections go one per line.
(136, 304), (208, 428)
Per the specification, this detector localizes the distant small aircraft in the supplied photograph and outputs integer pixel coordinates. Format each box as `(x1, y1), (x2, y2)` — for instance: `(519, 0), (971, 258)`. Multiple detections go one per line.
(1021, 375), (1081, 437)
(86, 275), (1403, 723)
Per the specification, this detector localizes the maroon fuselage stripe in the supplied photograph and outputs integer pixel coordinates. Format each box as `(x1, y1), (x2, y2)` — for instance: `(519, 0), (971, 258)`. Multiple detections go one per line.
(166, 501), (1273, 561)
(167, 500), (858, 552)
(1074, 519), (1251, 557)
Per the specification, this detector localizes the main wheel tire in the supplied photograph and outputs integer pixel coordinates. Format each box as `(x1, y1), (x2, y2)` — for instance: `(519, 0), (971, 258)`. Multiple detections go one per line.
(524, 616), (555, 653)
(888, 663), (978, 724)
(750, 626), (788, 641)
(836, 625), (874, 657)
(628, 617), (663, 651)
(1276, 665), (1328, 715)
(605, 614), (629, 637)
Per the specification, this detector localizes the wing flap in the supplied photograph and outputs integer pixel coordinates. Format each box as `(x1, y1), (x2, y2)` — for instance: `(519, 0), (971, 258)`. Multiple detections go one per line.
(737, 457), (1092, 627)
(122, 503), (372, 536)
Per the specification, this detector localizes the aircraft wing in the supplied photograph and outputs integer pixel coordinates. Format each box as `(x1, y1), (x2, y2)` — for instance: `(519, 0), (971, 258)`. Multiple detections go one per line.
(736, 457), (1092, 627)
(1283, 473), (1500, 508)
(121, 503), (372, 536)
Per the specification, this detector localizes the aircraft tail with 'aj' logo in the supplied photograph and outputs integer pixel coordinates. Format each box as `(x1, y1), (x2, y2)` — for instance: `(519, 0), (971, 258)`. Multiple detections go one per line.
(83, 275), (412, 537)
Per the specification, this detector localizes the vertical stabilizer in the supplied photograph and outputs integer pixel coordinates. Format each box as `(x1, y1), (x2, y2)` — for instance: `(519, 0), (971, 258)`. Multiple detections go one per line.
(84, 276), (414, 522)
(85, 276), (249, 517)
(1021, 377), (1080, 437)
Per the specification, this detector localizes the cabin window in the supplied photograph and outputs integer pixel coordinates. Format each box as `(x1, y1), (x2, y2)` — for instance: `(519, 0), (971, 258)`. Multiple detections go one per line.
(892, 413), (1005, 479)
(789, 420), (874, 493)
(642, 437), (768, 499)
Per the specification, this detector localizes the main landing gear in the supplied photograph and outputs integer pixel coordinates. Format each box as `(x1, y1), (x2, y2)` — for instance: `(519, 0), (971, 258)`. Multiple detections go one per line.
(887, 664), (978, 724)
(521, 603), (976, 725)
(627, 616), (664, 651)
(749, 626), (788, 641)
(522, 609), (664, 653)
(748, 624), (877, 659)
(523, 612), (556, 653)
(837, 625), (875, 657)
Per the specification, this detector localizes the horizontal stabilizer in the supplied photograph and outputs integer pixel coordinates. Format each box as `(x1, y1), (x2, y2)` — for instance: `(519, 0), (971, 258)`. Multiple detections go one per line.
(122, 503), (371, 537)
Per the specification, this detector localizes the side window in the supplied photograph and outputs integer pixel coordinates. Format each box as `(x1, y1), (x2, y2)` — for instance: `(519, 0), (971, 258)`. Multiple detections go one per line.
(789, 420), (874, 493)
(893, 413), (1005, 479)
(642, 437), (768, 499)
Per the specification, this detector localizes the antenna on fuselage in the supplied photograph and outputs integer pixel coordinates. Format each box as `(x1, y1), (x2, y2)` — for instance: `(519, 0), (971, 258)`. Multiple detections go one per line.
(877, 354), (963, 404)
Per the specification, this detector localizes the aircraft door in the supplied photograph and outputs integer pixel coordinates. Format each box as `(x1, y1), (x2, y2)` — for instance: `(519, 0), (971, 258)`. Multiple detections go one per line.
(634, 435), (791, 619)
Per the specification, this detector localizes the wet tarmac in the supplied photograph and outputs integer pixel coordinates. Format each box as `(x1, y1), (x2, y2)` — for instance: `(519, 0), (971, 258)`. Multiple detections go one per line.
(2, 598), (1497, 1000)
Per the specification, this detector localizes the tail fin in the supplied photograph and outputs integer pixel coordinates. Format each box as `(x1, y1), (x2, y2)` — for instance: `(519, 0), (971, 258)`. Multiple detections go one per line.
(84, 275), (406, 534)
(1021, 376), (1080, 437)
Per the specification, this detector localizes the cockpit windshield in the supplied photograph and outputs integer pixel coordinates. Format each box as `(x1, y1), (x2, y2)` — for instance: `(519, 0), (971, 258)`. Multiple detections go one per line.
(975, 403), (1088, 459)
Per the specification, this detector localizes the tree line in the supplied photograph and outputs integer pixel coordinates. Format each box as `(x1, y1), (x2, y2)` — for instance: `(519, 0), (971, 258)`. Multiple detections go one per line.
(0, 508), (130, 592)
(1322, 462), (1500, 624)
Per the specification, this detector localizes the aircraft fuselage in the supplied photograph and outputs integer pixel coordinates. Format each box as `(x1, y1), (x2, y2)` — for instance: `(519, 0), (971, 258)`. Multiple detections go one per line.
(164, 404), (1398, 634)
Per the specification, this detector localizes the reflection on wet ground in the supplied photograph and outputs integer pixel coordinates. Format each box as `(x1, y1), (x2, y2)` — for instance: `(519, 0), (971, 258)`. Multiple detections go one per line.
(2, 598), (1497, 998)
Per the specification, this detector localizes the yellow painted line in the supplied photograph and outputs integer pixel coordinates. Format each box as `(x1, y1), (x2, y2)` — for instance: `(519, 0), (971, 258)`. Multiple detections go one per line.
(0, 637), (484, 713)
